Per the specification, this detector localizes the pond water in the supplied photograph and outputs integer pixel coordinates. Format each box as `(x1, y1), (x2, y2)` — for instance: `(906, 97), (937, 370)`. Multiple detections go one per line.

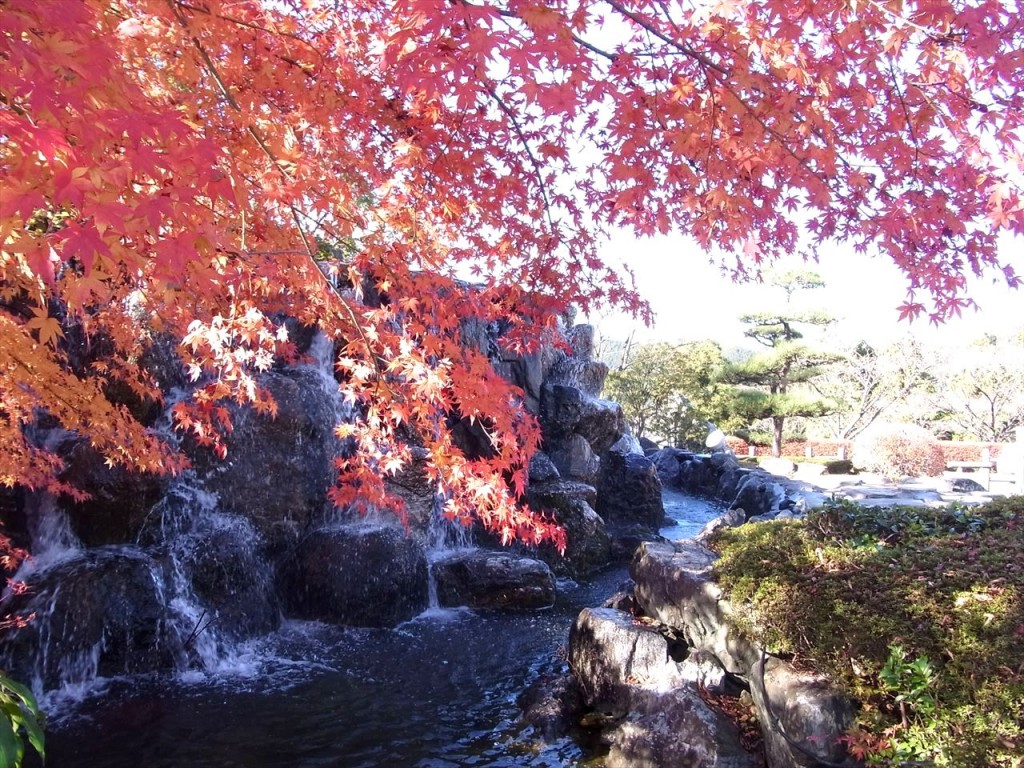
(26, 494), (722, 768)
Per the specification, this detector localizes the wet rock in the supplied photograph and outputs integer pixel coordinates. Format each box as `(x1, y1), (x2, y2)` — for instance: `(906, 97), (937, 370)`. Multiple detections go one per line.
(596, 446), (665, 534)
(649, 447), (689, 487)
(0, 549), (181, 690)
(548, 434), (600, 484)
(639, 436), (661, 456)
(278, 524), (428, 627)
(527, 481), (611, 577)
(731, 475), (780, 520)
(604, 688), (760, 768)
(526, 479), (598, 510)
(178, 517), (280, 641)
(569, 607), (686, 714)
(528, 451), (561, 483)
(679, 455), (724, 496)
(432, 550), (555, 611)
(59, 437), (169, 546)
(540, 384), (626, 454)
(517, 672), (584, 742)
(548, 358), (609, 397)
(189, 368), (342, 538)
(694, 507), (747, 546)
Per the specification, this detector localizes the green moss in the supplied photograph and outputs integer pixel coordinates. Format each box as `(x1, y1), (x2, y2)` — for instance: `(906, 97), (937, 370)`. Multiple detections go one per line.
(707, 497), (1024, 766)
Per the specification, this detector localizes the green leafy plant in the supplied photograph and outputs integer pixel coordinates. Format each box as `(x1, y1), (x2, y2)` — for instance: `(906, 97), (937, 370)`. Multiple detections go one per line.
(879, 644), (938, 718)
(0, 672), (45, 768)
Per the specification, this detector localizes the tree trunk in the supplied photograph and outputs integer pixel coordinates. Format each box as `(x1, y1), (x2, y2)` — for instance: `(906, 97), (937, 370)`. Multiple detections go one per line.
(772, 416), (785, 457)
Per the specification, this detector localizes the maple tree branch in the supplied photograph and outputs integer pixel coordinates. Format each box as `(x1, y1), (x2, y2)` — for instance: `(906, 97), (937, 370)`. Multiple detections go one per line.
(165, 0), (388, 391)
(603, 0), (729, 76)
(481, 84), (557, 232)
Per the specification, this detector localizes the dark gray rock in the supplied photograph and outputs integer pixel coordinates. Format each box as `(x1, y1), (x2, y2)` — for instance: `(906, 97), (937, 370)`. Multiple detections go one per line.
(548, 434), (600, 484)
(528, 451), (561, 483)
(548, 358), (609, 397)
(569, 607), (686, 714)
(527, 481), (610, 577)
(432, 550), (555, 610)
(566, 324), (595, 361)
(749, 655), (856, 768)
(679, 455), (723, 496)
(0, 549), (181, 689)
(630, 541), (758, 675)
(526, 479), (599, 511)
(517, 672), (584, 742)
(948, 477), (986, 492)
(649, 447), (689, 487)
(278, 524), (428, 627)
(731, 475), (779, 519)
(694, 507), (747, 546)
(540, 384), (626, 453)
(639, 436), (661, 456)
(58, 436), (169, 546)
(604, 688), (760, 768)
(597, 449), (665, 534)
(177, 516), (280, 641)
(189, 367), (342, 538)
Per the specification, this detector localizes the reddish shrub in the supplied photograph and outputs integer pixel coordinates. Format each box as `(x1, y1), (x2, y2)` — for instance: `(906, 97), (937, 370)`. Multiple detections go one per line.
(853, 424), (946, 479)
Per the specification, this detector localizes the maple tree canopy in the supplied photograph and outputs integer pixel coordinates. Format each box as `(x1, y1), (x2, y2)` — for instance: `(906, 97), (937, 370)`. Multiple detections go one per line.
(1, 0), (1021, 548)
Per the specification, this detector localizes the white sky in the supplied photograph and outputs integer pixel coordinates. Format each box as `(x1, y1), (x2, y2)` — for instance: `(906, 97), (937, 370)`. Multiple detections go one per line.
(588, 231), (1024, 352)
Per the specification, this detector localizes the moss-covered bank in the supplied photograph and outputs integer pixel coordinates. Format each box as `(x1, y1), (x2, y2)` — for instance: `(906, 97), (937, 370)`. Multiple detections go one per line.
(708, 497), (1024, 766)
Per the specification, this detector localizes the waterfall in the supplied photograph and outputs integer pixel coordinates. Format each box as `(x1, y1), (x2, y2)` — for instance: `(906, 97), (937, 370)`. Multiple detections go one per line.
(422, 491), (475, 617)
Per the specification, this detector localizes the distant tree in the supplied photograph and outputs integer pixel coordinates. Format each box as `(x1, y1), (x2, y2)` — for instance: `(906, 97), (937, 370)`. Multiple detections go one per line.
(722, 270), (839, 456)
(813, 339), (933, 440)
(931, 334), (1024, 442)
(605, 341), (728, 445)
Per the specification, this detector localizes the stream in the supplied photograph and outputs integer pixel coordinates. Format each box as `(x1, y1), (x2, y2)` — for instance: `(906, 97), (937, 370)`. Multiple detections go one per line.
(25, 492), (721, 768)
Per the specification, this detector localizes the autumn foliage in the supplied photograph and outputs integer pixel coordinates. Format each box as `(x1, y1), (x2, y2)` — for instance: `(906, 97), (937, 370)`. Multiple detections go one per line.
(1, 0), (1022, 545)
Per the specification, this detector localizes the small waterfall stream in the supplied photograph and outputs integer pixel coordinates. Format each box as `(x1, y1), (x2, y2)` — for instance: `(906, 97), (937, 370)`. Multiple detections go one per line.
(11, 490), (724, 768)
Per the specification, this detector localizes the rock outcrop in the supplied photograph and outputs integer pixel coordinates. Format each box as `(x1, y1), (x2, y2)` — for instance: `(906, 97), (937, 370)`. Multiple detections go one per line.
(278, 524), (429, 627)
(569, 607), (760, 768)
(432, 550), (555, 610)
(627, 540), (857, 768)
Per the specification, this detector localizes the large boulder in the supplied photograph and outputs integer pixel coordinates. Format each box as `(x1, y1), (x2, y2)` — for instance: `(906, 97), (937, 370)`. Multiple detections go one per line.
(176, 515), (280, 642)
(548, 434), (600, 484)
(604, 688), (761, 768)
(570, 608), (760, 768)
(526, 481), (610, 576)
(0, 549), (182, 690)
(649, 447), (690, 487)
(432, 551), (555, 610)
(569, 607), (687, 713)
(58, 437), (169, 546)
(630, 541), (758, 674)
(278, 524), (429, 627)
(630, 540), (857, 768)
(540, 384), (626, 454)
(679, 455), (725, 496)
(517, 672), (584, 742)
(731, 474), (781, 519)
(596, 445), (665, 534)
(749, 655), (857, 768)
(189, 367), (343, 538)
(547, 357), (609, 397)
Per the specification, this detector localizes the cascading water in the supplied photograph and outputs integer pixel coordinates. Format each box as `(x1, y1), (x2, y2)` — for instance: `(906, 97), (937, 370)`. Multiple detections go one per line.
(423, 490), (477, 615)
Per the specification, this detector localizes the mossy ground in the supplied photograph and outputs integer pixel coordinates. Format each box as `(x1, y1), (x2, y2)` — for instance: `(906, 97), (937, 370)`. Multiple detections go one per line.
(708, 497), (1024, 767)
